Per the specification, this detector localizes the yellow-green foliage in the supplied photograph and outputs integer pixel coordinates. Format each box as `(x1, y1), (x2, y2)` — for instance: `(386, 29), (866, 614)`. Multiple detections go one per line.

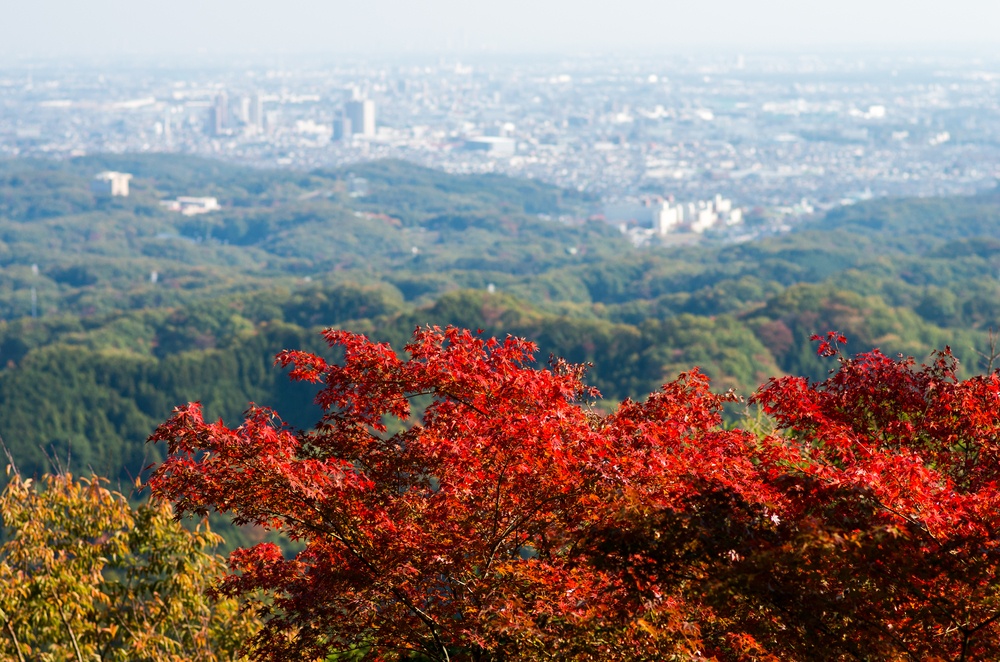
(0, 471), (260, 661)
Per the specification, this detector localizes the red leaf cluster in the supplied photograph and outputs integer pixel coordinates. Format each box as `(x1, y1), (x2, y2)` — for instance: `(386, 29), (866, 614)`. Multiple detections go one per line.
(148, 326), (1000, 661)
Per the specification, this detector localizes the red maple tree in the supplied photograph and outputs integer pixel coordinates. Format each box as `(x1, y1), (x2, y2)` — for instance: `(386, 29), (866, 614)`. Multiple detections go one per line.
(736, 334), (1000, 660)
(149, 327), (1000, 661)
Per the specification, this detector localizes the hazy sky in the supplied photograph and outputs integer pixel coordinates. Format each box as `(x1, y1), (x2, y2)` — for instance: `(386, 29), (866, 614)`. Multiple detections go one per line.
(2, 0), (999, 59)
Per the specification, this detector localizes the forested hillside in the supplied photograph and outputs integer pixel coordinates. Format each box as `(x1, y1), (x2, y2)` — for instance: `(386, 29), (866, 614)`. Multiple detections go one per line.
(1, 154), (999, 482)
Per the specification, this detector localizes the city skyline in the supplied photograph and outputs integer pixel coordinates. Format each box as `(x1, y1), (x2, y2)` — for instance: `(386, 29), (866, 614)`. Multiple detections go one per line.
(3, 51), (997, 225)
(3, 0), (1000, 60)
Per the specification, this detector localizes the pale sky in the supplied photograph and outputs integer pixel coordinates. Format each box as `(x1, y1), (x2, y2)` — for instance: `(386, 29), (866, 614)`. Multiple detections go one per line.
(1, 0), (998, 59)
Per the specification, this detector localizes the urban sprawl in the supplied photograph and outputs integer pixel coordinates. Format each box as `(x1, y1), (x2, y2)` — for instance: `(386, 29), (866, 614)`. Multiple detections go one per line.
(2, 52), (1000, 241)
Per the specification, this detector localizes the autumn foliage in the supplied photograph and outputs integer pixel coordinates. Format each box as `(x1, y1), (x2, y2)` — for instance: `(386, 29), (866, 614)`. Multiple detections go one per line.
(148, 326), (1000, 661)
(0, 472), (259, 661)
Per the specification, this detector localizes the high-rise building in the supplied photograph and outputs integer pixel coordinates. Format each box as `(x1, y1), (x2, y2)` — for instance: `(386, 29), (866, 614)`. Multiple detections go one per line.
(162, 109), (172, 143)
(333, 115), (352, 141)
(210, 92), (229, 136)
(237, 95), (251, 125)
(91, 171), (132, 197)
(652, 202), (680, 235)
(249, 93), (264, 133)
(344, 99), (375, 137)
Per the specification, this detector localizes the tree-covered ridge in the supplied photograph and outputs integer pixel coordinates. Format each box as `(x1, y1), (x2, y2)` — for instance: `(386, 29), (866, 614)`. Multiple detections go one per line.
(0, 154), (999, 484)
(1, 279), (982, 484)
(0, 155), (611, 319)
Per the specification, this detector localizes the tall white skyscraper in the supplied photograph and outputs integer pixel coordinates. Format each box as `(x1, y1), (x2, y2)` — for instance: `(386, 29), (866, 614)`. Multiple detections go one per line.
(249, 93), (264, 133)
(211, 92), (228, 136)
(237, 95), (251, 124)
(344, 99), (375, 137)
(91, 171), (132, 197)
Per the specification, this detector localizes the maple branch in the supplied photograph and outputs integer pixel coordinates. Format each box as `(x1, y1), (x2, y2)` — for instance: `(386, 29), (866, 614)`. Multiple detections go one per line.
(959, 628), (970, 662)
(954, 610), (1000, 662)
(377, 385), (489, 418)
(427, 387), (488, 417)
(483, 492), (574, 575)
(784, 459), (942, 545)
(974, 327), (1000, 374)
(489, 455), (516, 544)
(757, 590), (872, 662)
(261, 506), (453, 662)
(966, 609), (1000, 635)
(866, 497), (940, 543)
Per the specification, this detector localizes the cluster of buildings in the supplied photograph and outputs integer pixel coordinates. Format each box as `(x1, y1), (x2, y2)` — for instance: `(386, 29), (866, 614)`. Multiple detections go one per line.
(333, 96), (376, 141)
(654, 195), (743, 234)
(209, 92), (265, 136)
(605, 194), (743, 238)
(90, 170), (220, 216)
(159, 196), (220, 215)
(5, 53), (1000, 239)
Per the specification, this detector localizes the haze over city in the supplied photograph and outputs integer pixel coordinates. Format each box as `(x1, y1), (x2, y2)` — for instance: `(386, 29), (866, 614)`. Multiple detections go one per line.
(3, 0), (1000, 58)
(3, 2), (1000, 242)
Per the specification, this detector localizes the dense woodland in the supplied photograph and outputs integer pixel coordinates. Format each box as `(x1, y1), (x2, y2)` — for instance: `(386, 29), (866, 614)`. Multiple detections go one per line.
(0, 154), (997, 483)
(4, 155), (1000, 659)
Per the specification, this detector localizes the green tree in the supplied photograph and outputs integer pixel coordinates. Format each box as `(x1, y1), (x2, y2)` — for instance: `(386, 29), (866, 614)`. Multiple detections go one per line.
(0, 471), (259, 661)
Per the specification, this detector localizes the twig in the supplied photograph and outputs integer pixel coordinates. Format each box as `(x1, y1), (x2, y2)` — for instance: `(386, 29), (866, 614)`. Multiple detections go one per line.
(58, 603), (85, 662)
(4, 620), (26, 662)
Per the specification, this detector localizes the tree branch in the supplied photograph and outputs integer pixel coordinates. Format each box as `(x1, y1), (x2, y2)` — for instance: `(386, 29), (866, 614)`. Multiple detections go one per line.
(58, 603), (85, 662)
(3, 620), (26, 662)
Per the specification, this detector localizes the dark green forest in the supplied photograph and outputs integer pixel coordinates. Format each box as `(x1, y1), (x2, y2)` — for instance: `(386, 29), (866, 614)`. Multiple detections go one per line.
(1, 154), (998, 484)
